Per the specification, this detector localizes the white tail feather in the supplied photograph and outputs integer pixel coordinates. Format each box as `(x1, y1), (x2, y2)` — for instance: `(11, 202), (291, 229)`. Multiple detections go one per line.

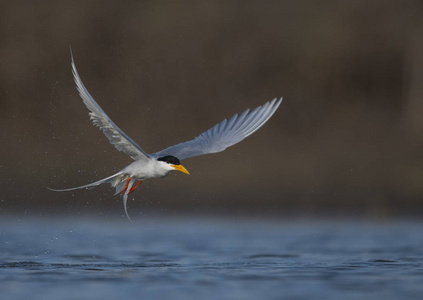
(48, 171), (137, 222)
(122, 178), (136, 223)
(48, 172), (126, 194)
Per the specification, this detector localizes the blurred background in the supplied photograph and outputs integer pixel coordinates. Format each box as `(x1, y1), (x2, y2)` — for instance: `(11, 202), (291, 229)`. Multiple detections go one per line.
(1, 0), (423, 220)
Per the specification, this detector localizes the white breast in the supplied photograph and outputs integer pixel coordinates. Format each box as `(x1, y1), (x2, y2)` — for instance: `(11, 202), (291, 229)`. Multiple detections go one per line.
(120, 159), (173, 180)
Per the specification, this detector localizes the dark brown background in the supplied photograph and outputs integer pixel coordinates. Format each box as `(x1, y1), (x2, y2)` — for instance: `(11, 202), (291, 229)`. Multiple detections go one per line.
(1, 1), (423, 218)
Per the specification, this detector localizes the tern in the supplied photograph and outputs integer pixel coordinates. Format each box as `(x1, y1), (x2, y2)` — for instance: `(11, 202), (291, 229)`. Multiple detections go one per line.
(50, 53), (283, 222)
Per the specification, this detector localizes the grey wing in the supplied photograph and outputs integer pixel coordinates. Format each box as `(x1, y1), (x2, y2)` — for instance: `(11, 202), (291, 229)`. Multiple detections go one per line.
(152, 98), (282, 160)
(71, 52), (150, 162)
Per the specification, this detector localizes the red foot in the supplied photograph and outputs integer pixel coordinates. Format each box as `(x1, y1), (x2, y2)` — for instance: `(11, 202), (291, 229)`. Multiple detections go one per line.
(129, 181), (143, 194)
(122, 177), (131, 194)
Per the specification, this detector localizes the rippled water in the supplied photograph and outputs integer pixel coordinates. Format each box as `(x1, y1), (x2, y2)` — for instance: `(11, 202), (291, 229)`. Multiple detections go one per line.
(1, 218), (423, 299)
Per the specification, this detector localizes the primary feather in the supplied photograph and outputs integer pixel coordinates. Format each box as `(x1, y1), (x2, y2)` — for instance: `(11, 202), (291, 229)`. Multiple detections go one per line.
(70, 50), (281, 162)
(71, 51), (150, 162)
(152, 98), (282, 160)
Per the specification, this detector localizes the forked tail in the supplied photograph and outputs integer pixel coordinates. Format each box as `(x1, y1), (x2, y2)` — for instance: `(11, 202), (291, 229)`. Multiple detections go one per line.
(48, 172), (141, 223)
(47, 172), (123, 192)
(47, 172), (129, 195)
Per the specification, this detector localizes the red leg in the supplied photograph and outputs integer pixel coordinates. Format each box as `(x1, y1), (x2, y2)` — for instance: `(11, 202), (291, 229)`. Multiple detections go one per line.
(122, 177), (131, 194)
(129, 181), (143, 194)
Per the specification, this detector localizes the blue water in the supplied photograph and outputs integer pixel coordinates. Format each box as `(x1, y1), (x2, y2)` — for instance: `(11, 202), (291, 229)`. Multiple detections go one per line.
(1, 217), (423, 299)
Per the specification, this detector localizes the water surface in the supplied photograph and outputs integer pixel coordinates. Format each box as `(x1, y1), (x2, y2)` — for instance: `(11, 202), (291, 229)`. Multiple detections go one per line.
(1, 218), (422, 299)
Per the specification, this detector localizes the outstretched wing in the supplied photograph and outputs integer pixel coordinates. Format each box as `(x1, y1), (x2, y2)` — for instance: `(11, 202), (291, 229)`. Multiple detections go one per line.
(152, 98), (282, 160)
(71, 51), (150, 162)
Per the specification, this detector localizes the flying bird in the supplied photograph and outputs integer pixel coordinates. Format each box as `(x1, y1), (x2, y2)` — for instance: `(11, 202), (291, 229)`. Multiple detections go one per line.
(50, 52), (283, 222)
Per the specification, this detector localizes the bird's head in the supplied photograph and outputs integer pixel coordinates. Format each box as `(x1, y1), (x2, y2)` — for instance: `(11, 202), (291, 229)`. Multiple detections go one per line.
(157, 155), (190, 175)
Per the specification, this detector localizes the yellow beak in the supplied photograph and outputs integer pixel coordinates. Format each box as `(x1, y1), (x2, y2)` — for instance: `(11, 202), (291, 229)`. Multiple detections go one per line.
(171, 164), (190, 175)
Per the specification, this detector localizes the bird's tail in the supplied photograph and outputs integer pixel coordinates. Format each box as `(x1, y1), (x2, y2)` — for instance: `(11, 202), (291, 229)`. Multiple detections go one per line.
(48, 172), (139, 222)
(48, 172), (128, 194)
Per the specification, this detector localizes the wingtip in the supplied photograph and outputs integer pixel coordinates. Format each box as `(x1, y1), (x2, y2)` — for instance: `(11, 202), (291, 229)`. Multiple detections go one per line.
(69, 46), (75, 64)
(270, 97), (283, 110)
(276, 97), (283, 106)
(266, 97), (283, 110)
(268, 97), (283, 106)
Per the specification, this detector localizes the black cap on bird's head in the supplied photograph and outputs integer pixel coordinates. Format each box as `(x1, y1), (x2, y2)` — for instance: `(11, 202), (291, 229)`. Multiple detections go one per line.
(158, 155), (190, 175)
(158, 155), (181, 165)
